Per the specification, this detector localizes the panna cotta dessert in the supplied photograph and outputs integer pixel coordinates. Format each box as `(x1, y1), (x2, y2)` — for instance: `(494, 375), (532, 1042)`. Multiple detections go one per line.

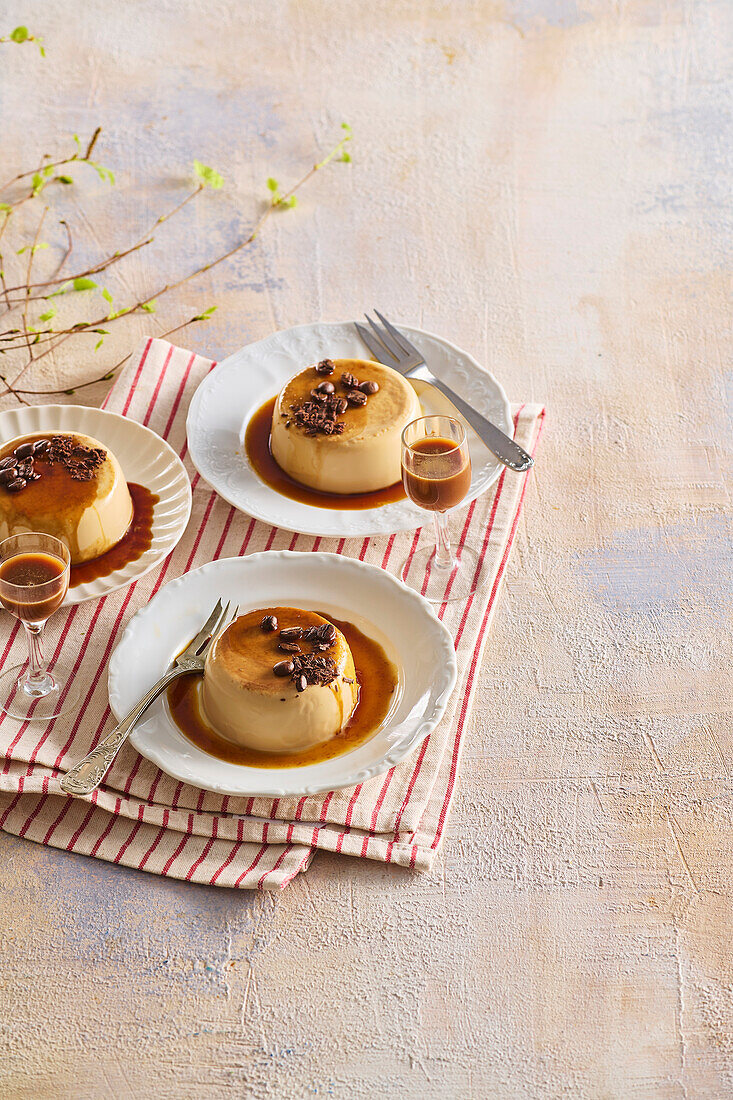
(270, 357), (421, 494)
(201, 607), (360, 754)
(0, 432), (134, 564)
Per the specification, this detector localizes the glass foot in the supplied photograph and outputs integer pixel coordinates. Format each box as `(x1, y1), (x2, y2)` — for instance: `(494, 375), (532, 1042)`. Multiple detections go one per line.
(400, 544), (487, 604)
(0, 661), (80, 721)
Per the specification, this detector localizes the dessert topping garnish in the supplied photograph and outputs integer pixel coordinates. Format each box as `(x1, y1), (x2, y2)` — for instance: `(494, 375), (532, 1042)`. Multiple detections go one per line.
(289, 392), (347, 437)
(260, 614), (278, 632)
(270, 619), (340, 689)
(0, 435), (106, 494)
(287, 366), (379, 435)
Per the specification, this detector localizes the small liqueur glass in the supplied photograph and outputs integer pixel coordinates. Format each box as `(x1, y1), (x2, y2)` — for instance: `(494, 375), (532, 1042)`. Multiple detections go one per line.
(0, 532), (79, 720)
(400, 415), (485, 603)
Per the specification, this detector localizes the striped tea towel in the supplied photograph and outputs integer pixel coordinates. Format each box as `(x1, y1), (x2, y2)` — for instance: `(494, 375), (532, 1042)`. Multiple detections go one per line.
(0, 338), (544, 889)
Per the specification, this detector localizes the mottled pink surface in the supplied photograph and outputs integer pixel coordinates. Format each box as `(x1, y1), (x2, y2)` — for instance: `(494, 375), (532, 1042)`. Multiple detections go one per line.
(0, 1), (731, 1096)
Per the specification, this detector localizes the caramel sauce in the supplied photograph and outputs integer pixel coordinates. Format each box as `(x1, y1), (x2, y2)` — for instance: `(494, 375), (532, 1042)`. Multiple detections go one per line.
(403, 437), (472, 511)
(0, 552), (67, 620)
(166, 614), (399, 769)
(244, 397), (407, 510)
(70, 483), (157, 587)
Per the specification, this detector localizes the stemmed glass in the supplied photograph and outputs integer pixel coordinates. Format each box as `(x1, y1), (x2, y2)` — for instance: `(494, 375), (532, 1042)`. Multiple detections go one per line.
(400, 415), (484, 603)
(0, 532), (78, 720)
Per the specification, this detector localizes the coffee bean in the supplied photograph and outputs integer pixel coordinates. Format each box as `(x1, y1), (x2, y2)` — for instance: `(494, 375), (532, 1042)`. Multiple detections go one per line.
(6, 478), (26, 493)
(273, 660), (294, 677)
(32, 438), (49, 454)
(0, 467), (18, 486)
(260, 614), (278, 632)
(278, 641), (301, 654)
(335, 398), (348, 414)
(279, 626), (303, 641)
(310, 389), (327, 402)
(0, 456), (16, 470)
(295, 674), (307, 693)
(346, 389), (368, 407)
(322, 624), (337, 642)
(359, 380), (379, 395)
(315, 380), (335, 395)
(14, 442), (34, 460)
(315, 359), (335, 376)
(302, 626), (319, 641)
(341, 372), (359, 389)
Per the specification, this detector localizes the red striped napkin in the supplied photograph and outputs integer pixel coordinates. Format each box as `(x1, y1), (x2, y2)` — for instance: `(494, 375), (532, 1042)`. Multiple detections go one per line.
(0, 339), (544, 889)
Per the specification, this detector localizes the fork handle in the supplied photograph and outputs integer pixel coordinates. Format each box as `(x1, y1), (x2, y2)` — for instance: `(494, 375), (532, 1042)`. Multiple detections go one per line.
(59, 668), (185, 797)
(422, 372), (534, 472)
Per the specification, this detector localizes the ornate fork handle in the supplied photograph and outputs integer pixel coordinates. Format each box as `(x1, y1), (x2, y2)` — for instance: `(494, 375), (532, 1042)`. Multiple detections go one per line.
(60, 667), (187, 797)
(419, 368), (534, 473)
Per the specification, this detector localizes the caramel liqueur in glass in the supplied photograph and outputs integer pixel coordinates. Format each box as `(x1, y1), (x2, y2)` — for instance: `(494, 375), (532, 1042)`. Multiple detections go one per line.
(401, 415), (485, 603)
(0, 533), (79, 720)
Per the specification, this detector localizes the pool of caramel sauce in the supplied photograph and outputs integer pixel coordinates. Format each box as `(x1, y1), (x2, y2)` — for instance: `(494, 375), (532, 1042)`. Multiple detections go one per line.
(70, 483), (157, 586)
(244, 396), (406, 510)
(166, 613), (399, 769)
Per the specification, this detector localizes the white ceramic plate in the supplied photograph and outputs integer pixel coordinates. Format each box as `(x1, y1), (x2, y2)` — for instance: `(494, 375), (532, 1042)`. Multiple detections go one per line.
(0, 404), (191, 604)
(186, 320), (512, 537)
(108, 552), (457, 798)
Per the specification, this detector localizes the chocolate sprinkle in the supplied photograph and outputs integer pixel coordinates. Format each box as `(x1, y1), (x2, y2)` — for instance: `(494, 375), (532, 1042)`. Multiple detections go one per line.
(267, 615), (341, 690)
(288, 392), (347, 437)
(0, 434), (108, 495)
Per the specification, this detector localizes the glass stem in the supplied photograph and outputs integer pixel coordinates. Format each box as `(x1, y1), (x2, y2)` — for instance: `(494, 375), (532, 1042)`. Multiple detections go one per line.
(432, 511), (454, 570)
(22, 621), (53, 695)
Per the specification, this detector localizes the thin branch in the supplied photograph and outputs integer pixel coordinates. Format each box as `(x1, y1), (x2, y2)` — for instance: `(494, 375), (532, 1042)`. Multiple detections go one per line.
(3, 184), (202, 298)
(0, 127), (101, 194)
(12, 312), (214, 395)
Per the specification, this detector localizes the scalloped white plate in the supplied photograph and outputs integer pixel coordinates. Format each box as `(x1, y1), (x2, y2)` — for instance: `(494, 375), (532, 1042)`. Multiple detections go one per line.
(186, 320), (512, 537)
(0, 404), (191, 604)
(108, 552), (457, 797)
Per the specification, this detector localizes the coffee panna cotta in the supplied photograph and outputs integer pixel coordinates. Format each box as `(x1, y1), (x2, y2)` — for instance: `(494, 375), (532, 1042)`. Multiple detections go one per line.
(0, 432), (134, 564)
(269, 358), (422, 494)
(201, 607), (360, 754)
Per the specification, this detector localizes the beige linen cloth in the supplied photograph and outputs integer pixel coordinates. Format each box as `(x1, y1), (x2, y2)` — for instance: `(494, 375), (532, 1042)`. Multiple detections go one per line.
(0, 339), (544, 889)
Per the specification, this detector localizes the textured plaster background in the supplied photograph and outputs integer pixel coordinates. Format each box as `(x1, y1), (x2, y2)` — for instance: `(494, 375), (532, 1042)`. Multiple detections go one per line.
(0, 0), (731, 1097)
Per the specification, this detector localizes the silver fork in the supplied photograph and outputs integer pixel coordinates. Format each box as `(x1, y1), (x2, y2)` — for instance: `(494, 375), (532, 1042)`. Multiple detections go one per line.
(60, 599), (236, 797)
(355, 310), (533, 472)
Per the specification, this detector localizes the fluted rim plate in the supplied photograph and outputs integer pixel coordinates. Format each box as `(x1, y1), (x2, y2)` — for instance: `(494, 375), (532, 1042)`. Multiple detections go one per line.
(186, 320), (511, 537)
(0, 404), (191, 604)
(108, 552), (458, 797)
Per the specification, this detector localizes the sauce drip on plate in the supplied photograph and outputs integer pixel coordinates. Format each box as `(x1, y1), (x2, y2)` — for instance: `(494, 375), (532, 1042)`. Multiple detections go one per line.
(244, 397), (406, 510)
(166, 613), (398, 768)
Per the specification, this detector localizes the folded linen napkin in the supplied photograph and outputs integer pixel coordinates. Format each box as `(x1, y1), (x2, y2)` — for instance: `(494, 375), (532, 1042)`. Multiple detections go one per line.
(0, 339), (544, 889)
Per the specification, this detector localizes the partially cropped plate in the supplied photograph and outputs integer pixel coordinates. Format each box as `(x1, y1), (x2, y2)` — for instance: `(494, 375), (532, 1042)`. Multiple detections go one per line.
(108, 552), (457, 798)
(186, 320), (512, 537)
(0, 404), (191, 604)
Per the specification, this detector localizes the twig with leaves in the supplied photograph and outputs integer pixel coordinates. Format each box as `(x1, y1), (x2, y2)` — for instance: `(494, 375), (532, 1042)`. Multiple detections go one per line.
(0, 122), (352, 401)
(0, 25), (45, 55)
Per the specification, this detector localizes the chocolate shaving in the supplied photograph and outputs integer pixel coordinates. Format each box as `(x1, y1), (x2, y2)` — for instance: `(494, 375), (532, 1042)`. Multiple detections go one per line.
(0, 434), (107, 495)
(41, 435), (106, 481)
(288, 392), (347, 437)
(290, 652), (339, 688)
